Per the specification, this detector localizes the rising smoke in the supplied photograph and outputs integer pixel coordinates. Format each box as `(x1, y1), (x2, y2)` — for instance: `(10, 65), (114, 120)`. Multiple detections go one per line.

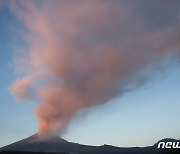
(9, 0), (180, 138)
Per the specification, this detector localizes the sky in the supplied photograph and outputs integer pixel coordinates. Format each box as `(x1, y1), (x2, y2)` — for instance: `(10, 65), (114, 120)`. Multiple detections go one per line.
(0, 0), (180, 148)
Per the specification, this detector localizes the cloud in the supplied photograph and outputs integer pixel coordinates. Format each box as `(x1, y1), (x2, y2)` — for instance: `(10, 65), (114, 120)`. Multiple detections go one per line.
(9, 0), (180, 138)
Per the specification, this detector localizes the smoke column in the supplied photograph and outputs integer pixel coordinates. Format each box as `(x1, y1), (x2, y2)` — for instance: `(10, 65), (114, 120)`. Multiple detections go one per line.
(9, 0), (180, 138)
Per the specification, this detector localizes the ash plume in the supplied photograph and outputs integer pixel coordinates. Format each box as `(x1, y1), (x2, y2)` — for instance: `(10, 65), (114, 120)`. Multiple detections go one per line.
(9, 0), (180, 138)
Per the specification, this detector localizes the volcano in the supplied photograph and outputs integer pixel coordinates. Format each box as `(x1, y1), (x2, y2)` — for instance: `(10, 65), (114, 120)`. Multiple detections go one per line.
(0, 134), (180, 154)
(0, 134), (97, 153)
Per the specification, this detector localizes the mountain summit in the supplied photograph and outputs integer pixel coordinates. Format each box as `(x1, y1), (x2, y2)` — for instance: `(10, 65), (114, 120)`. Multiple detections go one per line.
(17, 134), (68, 144)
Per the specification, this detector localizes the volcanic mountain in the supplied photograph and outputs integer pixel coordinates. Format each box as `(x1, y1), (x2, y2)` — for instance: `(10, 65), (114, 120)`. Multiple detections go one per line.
(0, 134), (97, 153)
(0, 134), (180, 154)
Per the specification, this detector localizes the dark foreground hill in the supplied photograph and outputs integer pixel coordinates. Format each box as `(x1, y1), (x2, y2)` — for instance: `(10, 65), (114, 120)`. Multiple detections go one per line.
(0, 134), (179, 154)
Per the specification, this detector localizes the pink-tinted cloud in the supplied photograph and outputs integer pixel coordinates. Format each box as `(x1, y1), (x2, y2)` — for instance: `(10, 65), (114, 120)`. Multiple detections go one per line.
(9, 0), (180, 138)
(10, 76), (34, 102)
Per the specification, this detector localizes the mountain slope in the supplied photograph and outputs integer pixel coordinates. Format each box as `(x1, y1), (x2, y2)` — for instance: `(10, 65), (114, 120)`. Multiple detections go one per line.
(0, 134), (180, 154)
(0, 134), (96, 153)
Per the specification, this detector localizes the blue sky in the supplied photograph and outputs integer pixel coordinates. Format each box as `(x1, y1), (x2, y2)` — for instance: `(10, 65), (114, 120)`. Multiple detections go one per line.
(0, 1), (180, 148)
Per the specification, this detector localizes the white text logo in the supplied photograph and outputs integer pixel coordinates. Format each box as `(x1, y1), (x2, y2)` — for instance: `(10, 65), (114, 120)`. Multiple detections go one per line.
(157, 142), (180, 149)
